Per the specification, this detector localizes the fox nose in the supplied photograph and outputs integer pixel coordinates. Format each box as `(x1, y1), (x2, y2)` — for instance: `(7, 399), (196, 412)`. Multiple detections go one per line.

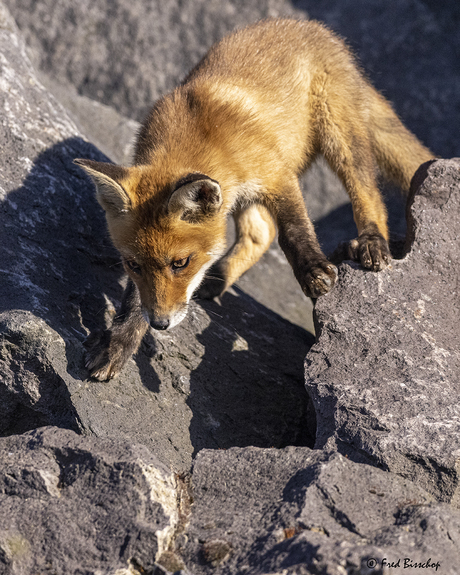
(150, 317), (170, 330)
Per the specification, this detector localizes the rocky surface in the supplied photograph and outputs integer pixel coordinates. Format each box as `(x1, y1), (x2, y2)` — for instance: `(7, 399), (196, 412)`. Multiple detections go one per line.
(1, 1), (460, 574)
(306, 159), (460, 503)
(0, 427), (179, 574)
(3, 0), (302, 123)
(3, 431), (460, 574)
(183, 447), (460, 574)
(37, 74), (140, 167)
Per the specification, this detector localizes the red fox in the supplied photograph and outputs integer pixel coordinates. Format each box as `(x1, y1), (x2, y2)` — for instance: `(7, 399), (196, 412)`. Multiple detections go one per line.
(76, 18), (433, 380)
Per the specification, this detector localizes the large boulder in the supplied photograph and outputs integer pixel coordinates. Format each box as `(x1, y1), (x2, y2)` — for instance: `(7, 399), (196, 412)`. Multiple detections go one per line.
(306, 159), (460, 502)
(3, 0), (302, 122)
(4, 430), (459, 574)
(37, 74), (140, 167)
(0, 427), (180, 574)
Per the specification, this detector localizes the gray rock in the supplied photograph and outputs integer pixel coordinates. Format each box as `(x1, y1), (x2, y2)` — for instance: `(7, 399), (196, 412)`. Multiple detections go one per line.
(306, 159), (460, 502)
(0, 3), (314, 472)
(3, 431), (460, 574)
(0, 426), (179, 575)
(181, 447), (460, 574)
(37, 74), (139, 166)
(4, 0), (303, 123)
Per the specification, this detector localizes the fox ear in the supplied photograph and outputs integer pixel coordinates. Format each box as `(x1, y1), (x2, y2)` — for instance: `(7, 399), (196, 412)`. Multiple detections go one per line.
(168, 173), (222, 222)
(74, 159), (132, 216)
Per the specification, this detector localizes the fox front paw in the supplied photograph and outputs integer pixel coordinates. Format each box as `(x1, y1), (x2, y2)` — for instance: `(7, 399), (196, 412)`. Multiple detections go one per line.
(355, 232), (391, 271)
(84, 329), (133, 381)
(298, 259), (338, 299)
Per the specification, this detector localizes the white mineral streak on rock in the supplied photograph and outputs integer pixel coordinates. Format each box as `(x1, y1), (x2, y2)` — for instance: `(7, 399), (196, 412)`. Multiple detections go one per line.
(37, 469), (61, 498)
(139, 462), (178, 560)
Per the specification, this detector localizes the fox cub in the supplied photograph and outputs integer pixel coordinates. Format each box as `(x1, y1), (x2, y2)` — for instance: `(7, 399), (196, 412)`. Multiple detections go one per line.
(76, 18), (433, 380)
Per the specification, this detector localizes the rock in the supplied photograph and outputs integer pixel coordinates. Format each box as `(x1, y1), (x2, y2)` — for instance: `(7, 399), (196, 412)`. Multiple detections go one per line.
(181, 446), (460, 574)
(4, 0), (303, 123)
(306, 159), (460, 502)
(3, 430), (460, 574)
(0, 2), (315, 473)
(0, 426), (180, 575)
(37, 74), (139, 166)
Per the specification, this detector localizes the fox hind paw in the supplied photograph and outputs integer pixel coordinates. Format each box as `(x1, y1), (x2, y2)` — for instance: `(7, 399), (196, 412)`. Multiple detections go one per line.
(331, 233), (391, 271)
(355, 232), (391, 271)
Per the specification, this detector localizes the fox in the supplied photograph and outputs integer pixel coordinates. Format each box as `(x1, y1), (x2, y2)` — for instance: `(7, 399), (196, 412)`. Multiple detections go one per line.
(75, 18), (433, 380)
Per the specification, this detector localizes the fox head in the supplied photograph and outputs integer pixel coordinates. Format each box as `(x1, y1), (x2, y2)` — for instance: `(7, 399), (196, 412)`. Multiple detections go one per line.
(75, 159), (227, 330)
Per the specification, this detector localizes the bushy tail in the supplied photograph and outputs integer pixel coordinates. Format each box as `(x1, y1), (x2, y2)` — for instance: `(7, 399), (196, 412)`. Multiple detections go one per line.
(368, 88), (434, 193)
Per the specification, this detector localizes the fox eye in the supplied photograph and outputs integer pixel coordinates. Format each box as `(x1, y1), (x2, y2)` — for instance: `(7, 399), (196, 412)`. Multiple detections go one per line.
(125, 259), (142, 275)
(171, 256), (191, 271)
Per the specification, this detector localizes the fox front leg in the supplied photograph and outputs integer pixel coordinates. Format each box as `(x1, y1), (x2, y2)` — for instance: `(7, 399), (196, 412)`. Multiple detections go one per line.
(274, 182), (338, 298)
(85, 279), (148, 380)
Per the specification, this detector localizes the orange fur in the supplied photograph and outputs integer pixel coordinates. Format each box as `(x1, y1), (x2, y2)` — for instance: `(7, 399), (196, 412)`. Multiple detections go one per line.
(77, 17), (433, 343)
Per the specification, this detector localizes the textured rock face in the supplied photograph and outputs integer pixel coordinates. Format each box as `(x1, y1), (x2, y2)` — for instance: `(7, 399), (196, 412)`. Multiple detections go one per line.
(306, 159), (460, 502)
(0, 427), (179, 574)
(3, 0), (302, 122)
(182, 447), (460, 574)
(37, 74), (140, 166)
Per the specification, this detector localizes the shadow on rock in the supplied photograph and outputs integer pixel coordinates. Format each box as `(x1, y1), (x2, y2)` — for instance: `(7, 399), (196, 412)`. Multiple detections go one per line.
(1, 138), (116, 351)
(1, 137), (317, 467)
(187, 289), (316, 455)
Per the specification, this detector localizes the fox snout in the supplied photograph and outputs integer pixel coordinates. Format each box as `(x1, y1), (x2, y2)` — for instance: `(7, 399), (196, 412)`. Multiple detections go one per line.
(142, 306), (186, 331)
(149, 316), (171, 331)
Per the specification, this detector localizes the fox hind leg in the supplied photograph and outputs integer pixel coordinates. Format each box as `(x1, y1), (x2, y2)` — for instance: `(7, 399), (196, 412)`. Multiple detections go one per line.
(326, 146), (392, 271)
(197, 203), (276, 299)
(316, 87), (392, 271)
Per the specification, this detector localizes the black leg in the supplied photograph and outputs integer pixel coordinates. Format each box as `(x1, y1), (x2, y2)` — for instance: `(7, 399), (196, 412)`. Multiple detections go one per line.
(84, 279), (149, 380)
